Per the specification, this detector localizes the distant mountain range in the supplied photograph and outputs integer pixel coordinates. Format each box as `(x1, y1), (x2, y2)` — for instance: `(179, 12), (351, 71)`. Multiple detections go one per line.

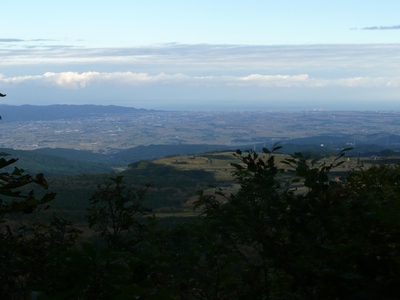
(0, 104), (156, 122)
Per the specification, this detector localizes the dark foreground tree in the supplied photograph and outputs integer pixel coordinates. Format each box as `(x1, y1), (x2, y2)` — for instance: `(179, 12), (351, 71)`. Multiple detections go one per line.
(194, 147), (400, 299)
(0, 153), (63, 299)
(87, 175), (152, 252)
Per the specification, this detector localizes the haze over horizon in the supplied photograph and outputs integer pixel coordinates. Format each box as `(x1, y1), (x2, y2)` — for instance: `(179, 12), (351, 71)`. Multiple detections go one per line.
(1, 1), (400, 111)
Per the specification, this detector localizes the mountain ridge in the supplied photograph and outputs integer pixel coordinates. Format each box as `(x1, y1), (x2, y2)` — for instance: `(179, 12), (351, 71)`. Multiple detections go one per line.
(0, 104), (158, 122)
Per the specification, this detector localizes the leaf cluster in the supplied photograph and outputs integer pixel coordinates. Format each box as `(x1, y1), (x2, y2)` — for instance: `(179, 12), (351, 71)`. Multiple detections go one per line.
(87, 175), (152, 252)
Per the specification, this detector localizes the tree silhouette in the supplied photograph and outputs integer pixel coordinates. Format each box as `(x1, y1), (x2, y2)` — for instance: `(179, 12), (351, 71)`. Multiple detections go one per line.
(0, 92), (5, 119)
(194, 147), (400, 299)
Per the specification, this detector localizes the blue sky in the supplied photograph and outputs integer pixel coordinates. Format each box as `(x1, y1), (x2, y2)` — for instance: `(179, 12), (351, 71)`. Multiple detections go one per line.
(1, 1), (400, 110)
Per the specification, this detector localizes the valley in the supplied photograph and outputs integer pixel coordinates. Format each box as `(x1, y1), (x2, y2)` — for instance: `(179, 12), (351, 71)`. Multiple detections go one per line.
(1, 105), (400, 219)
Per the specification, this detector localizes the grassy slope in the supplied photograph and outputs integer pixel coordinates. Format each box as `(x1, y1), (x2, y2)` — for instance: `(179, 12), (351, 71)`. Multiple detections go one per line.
(12, 148), (400, 223)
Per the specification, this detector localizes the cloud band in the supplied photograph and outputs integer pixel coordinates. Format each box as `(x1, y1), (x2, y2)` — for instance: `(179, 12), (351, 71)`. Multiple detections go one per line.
(1, 72), (399, 89)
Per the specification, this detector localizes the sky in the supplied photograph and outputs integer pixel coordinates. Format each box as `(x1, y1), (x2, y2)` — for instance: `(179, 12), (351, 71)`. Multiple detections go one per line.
(1, 0), (400, 110)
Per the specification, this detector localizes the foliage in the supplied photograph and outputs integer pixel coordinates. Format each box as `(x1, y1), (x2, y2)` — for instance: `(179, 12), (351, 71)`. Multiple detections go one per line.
(0, 154), (60, 298)
(194, 146), (400, 299)
(0, 215), (81, 299)
(0, 153), (56, 219)
(2, 147), (400, 299)
(87, 175), (152, 251)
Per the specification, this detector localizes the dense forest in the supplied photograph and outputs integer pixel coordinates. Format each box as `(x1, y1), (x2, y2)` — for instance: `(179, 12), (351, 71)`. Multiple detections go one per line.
(1, 145), (400, 299)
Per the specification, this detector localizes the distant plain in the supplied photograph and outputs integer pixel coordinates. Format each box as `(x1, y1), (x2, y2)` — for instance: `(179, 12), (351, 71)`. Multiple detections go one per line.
(0, 105), (399, 155)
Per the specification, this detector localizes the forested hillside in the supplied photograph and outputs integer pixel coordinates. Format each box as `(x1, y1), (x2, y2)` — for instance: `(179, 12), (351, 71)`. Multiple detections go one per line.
(0, 148), (112, 177)
(46, 160), (216, 219)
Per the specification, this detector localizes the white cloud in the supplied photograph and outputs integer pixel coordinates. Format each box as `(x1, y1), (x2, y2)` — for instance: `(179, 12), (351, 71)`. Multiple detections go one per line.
(40, 72), (193, 88)
(1, 71), (400, 90)
(323, 77), (400, 88)
(0, 73), (43, 84)
(236, 74), (309, 87)
(43, 71), (100, 89)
